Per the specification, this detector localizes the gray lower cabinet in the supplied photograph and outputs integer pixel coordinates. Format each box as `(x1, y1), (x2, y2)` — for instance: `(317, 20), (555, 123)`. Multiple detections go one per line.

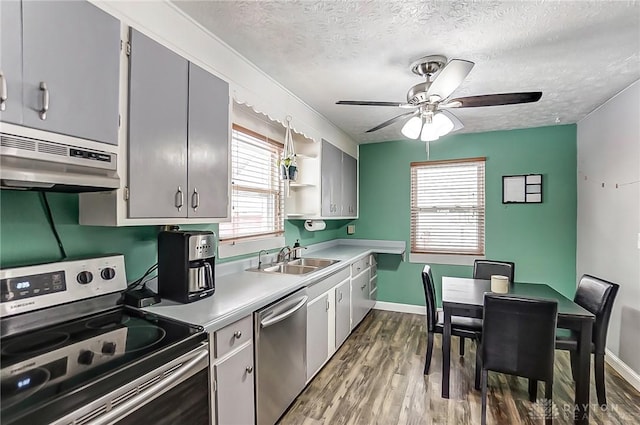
(128, 29), (188, 218)
(341, 153), (357, 217)
(20, 0), (120, 144)
(335, 278), (351, 348)
(351, 270), (370, 329)
(306, 294), (329, 381)
(321, 139), (342, 217)
(0, 0), (23, 124)
(214, 342), (255, 425)
(128, 30), (230, 219)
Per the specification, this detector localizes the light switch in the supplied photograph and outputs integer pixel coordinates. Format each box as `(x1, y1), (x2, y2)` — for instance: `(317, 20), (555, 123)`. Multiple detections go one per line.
(347, 225), (356, 235)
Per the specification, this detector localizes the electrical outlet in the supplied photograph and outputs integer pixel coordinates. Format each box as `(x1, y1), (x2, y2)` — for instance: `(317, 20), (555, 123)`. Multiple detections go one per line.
(347, 225), (356, 235)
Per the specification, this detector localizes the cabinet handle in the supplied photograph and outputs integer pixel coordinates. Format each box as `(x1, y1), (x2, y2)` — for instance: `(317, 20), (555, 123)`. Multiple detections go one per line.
(245, 366), (253, 374)
(326, 299), (330, 311)
(361, 284), (367, 290)
(191, 188), (200, 211)
(338, 291), (343, 302)
(175, 186), (184, 211)
(39, 82), (49, 120)
(0, 71), (6, 111)
(233, 331), (242, 339)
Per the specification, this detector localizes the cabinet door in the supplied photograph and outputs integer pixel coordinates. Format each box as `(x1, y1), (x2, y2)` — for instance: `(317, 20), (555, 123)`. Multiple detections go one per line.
(306, 294), (329, 381)
(335, 278), (351, 348)
(215, 343), (255, 425)
(0, 0), (23, 124)
(341, 152), (357, 217)
(128, 29), (188, 218)
(321, 139), (342, 217)
(351, 271), (369, 329)
(21, 1), (120, 144)
(187, 63), (229, 218)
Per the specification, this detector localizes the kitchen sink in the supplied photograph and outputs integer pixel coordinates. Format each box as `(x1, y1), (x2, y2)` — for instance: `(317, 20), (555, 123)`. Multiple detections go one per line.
(287, 258), (339, 268)
(247, 257), (340, 275)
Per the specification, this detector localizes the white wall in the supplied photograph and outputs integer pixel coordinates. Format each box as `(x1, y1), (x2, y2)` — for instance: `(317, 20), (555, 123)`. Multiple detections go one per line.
(577, 80), (640, 383)
(91, 0), (358, 157)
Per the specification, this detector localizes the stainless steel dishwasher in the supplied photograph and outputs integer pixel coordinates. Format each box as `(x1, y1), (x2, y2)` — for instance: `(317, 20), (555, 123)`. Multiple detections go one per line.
(254, 288), (308, 425)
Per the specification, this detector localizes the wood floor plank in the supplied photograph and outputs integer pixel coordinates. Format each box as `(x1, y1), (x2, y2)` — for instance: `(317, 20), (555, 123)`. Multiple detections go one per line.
(279, 310), (640, 425)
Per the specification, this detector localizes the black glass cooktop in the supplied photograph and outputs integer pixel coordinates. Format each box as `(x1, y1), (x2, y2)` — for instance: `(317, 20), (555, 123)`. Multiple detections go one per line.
(0, 307), (205, 425)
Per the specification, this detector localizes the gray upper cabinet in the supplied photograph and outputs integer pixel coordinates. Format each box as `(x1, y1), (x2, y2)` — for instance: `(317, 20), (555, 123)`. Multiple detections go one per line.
(128, 29), (188, 218)
(20, 1), (120, 145)
(321, 139), (343, 217)
(341, 152), (357, 217)
(187, 63), (229, 218)
(0, 0), (23, 124)
(321, 139), (358, 218)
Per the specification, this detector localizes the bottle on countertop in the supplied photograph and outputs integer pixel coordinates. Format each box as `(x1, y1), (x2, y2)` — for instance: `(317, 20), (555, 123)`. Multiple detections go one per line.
(293, 239), (301, 259)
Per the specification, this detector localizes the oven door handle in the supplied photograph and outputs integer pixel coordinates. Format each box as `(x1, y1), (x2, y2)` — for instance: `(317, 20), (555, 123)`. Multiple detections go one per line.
(89, 348), (208, 425)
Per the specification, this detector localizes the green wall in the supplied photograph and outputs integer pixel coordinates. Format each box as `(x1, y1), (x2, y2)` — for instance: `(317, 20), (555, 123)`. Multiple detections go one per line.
(347, 124), (577, 305)
(0, 191), (350, 280)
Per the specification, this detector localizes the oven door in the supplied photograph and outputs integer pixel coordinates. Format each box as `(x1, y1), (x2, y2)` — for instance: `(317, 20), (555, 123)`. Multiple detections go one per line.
(53, 344), (211, 425)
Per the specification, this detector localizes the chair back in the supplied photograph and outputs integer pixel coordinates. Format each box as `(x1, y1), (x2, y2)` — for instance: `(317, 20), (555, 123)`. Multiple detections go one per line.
(421, 265), (437, 332)
(473, 259), (515, 282)
(482, 294), (557, 381)
(574, 274), (620, 353)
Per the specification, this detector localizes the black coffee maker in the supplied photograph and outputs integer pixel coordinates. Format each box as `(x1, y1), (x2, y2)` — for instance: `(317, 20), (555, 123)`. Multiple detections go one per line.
(158, 230), (216, 303)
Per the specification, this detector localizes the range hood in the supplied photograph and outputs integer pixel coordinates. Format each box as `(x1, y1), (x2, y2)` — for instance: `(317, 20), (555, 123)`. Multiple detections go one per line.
(0, 125), (120, 192)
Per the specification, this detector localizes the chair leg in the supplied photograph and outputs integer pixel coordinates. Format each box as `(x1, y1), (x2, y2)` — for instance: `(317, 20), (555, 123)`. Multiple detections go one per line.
(481, 370), (488, 425)
(569, 350), (578, 382)
(475, 344), (482, 390)
(594, 353), (607, 407)
(459, 337), (465, 356)
(528, 379), (538, 402)
(424, 332), (434, 375)
(545, 379), (553, 425)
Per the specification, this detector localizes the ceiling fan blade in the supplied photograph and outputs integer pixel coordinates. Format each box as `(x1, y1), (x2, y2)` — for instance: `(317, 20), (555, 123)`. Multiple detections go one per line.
(442, 92), (543, 108)
(439, 110), (464, 132)
(365, 111), (419, 133)
(336, 100), (414, 108)
(426, 59), (475, 100)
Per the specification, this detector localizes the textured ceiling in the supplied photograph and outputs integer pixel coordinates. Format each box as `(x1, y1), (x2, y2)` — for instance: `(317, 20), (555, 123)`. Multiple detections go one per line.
(174, 1), (640, 144)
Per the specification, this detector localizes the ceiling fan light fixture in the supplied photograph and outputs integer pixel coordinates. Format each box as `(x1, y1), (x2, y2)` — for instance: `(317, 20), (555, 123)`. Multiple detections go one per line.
(401, 116), (423, 139)
(420, 112), (454, 141)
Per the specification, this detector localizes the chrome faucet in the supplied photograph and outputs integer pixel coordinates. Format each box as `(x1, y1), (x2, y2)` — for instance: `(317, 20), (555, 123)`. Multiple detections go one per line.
(276, 246), (292, 263)
(257, 249), (268, 269)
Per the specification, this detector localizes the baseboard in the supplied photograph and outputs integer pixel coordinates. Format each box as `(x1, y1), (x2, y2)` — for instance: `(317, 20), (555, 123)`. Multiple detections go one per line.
(605, 349), (640, 393)
(373, 301), (425, 315)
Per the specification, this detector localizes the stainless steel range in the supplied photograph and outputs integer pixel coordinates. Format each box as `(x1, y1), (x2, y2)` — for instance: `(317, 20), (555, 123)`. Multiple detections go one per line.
(0, 255), (210, 425)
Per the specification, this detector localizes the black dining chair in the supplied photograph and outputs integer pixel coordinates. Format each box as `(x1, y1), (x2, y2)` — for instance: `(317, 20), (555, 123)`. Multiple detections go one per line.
(555, 274), (619, 407)
(473, 259), (515, 282)
(477, 294), (558, 425)
(421, 265), (482, 374)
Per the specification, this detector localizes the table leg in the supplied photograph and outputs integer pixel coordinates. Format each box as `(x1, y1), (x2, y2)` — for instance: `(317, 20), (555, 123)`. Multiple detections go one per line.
(442, 308), (451, 398)
(574, 320), (593, 425)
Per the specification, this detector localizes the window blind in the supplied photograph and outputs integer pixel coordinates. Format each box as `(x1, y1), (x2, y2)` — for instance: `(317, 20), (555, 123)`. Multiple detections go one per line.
(410, 157), (486, 255)
(219, 124), (284, 242)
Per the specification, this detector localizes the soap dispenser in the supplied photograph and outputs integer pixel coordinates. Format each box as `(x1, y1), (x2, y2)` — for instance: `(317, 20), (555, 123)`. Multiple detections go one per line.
(293, 239), (301, 259)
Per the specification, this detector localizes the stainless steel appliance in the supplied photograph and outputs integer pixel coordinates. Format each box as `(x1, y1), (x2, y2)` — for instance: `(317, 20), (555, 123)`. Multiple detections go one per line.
(0, 255), (210, 425)
(158, 230), (216, 304)
(0, 124), (119, 192)
(254, 289), (308, 425)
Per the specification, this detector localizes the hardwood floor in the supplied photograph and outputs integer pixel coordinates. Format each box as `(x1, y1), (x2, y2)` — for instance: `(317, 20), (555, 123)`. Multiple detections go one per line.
(280, 310), (640, 425)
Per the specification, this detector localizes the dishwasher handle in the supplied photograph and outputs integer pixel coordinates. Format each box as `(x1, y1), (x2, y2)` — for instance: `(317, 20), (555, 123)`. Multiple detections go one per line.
(260, 295), (308, 328)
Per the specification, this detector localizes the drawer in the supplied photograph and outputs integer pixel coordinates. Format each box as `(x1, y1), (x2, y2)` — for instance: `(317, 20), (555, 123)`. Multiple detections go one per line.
(351, 257), (369, 276)
(214, 315), (252, 359)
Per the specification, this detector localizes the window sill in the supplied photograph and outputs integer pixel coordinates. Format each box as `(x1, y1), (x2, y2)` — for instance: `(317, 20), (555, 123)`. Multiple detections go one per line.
(409, 252), (485, 266)
(218, 236), (285, 259)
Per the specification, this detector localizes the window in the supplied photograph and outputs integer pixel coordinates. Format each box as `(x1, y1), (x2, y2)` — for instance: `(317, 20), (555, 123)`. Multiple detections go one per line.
(219, 124), (284, 243)
(410, 157), (485, 256)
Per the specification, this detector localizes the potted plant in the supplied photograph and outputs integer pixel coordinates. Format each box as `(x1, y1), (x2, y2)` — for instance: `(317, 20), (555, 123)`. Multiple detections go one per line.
(280, 156), (298, 181)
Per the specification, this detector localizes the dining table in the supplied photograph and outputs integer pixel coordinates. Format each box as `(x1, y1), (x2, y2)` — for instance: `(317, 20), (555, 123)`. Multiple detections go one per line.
(441, 277), (595, 425)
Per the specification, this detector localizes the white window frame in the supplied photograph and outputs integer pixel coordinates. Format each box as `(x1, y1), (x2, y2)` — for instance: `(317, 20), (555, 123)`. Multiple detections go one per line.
(218, 125), (285, 258)
(409, 157), (486, 266)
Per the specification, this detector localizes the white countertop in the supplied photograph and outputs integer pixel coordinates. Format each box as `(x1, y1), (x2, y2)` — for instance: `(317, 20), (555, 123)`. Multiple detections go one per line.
(142, 239), (404, 332)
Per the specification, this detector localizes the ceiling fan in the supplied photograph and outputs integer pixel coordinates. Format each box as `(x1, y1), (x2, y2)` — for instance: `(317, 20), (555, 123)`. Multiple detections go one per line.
(336, 55), (542, 141)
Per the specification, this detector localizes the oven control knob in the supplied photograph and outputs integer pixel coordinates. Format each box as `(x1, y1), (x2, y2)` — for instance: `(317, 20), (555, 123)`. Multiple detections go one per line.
(77, 271), (93, 285)
(78, 350), (95, 365)
(101, 342), (117, 355)
(101, 268), (116, 280)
